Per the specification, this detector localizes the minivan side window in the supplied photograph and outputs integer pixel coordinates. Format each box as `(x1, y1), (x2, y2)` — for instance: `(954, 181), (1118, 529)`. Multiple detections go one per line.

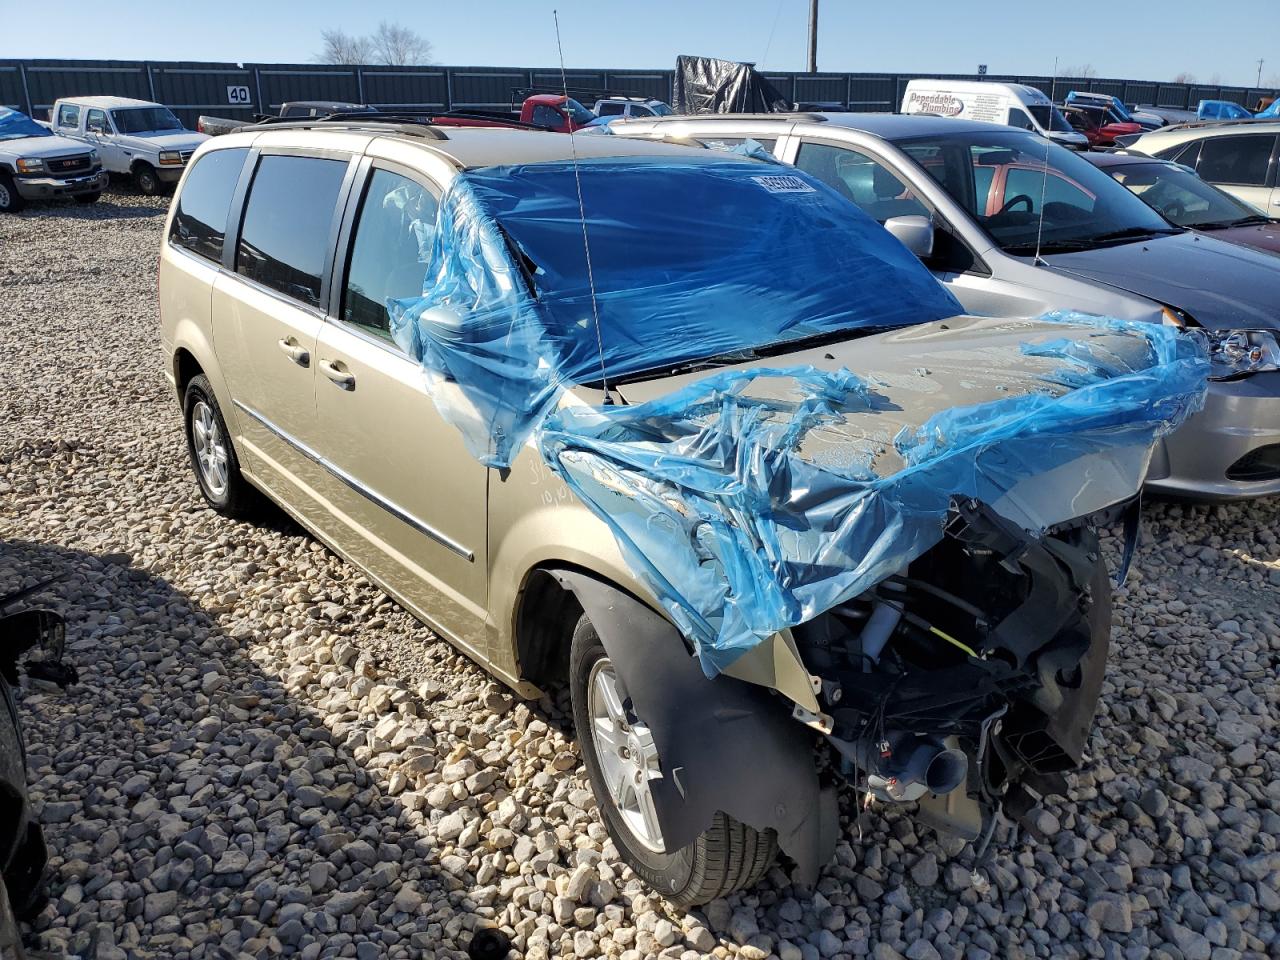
(235, 154), (349, 308)
(597, 102), (625, 116)
(794, 141), (929, 222)
(342, 168), (440, 341)
(1195, 135), (1275, 186)
(169, 147), (249, 263)
(56, 103), (80, 128)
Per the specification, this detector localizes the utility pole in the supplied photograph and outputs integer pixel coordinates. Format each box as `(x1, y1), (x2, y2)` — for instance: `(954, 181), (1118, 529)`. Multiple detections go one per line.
(1257, 58), (1265, 88)
(807, 0), (819, 73)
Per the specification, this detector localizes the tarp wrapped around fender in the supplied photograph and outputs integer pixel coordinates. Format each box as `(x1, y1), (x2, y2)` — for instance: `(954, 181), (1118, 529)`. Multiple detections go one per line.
(389, 154), (1209, 675)
(673, 55), (790, 114)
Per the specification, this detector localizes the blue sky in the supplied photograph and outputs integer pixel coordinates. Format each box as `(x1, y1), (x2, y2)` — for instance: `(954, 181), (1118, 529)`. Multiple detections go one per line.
(5, 0), (1276, 88)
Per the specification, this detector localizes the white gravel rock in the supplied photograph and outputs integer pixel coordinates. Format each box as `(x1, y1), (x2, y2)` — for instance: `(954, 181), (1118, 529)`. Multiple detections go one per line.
(1, 193), (1278, 960)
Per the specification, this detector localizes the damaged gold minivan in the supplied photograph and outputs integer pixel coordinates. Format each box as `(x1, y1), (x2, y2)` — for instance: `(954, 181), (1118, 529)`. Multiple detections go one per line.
(158, 118), (1206, 905)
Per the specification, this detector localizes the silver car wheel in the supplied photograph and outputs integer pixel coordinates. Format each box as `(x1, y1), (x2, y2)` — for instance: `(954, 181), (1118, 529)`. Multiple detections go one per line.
(588, 657), (666, 852)
(0, 182), (11, 208)
(191, 400), (229, 498)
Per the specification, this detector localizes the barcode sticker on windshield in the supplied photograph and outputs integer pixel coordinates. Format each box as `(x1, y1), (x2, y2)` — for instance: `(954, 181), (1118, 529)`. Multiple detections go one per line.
(752, 175), (816, 194)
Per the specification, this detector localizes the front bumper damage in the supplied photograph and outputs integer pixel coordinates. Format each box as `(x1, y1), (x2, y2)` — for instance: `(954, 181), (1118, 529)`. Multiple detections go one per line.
(553, 493), (1119, 881)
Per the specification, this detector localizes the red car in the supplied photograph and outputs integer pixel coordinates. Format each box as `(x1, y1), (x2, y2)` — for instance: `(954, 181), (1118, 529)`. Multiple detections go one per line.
(1060, 104), (1142, 147)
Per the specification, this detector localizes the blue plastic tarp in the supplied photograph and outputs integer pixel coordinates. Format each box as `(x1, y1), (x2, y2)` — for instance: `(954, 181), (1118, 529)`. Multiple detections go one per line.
(0, 108), (52, 142)
(390, 157), (962, 467)
(389, 155), (1209, 675)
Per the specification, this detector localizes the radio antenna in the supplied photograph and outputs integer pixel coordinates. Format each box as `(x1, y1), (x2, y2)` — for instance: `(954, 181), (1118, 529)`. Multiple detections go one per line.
(554, 9), (611, 401)
(1033, 123), (1051, 266)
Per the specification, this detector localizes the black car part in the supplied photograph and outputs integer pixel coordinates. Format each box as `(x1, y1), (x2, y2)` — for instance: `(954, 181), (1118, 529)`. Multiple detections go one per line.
(793, 497), (1111, 838)
(550, 569), (839, 885)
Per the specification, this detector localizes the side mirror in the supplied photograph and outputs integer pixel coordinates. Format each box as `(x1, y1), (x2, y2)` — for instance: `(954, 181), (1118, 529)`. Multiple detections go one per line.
(883, 215), (935, 260)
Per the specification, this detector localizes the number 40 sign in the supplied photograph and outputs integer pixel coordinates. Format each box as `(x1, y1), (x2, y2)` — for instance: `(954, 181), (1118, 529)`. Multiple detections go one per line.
(226, 85), (251, 105)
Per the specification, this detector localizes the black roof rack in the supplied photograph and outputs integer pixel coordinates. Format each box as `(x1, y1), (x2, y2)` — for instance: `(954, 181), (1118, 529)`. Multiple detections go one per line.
(634, 112), (830, 123)
(234, 110), (560, 140)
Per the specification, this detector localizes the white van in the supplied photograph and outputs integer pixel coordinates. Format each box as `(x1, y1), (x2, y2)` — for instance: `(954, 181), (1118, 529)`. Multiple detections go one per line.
(901, 80), (1088, 149)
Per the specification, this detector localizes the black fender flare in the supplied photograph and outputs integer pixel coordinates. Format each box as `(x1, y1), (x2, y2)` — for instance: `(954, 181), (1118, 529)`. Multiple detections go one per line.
(551, 569), (837, 884)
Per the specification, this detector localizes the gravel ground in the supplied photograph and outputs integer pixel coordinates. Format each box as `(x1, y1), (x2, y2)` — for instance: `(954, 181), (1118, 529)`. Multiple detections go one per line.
(1, 192), (1278, 960)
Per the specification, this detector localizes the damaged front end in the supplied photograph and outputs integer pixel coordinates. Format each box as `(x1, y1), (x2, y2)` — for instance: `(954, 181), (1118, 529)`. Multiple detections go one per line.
(796, 497), (1115, 846)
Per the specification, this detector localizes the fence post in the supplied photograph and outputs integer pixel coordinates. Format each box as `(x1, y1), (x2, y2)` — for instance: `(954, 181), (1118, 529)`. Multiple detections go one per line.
(253, 65), (264, 113)
(445, 68), (454, 111)
(356, 67), (365, 105)
(18, 61), (32, 116)
(145, 62), (157, 102)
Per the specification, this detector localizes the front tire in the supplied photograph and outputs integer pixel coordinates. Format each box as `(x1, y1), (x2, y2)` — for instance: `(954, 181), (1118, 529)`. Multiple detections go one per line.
(0, 175), (25, 213)
(569, 614), (776, 906)
(183, 374), (260, 518)
(133, 163), (160, 196)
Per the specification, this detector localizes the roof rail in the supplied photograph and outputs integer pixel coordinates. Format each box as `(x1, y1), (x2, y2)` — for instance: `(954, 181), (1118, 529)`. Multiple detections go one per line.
(236, 117), (451, 140)
(635, 112), (830, 123)
(1160, 116), (1279, 132)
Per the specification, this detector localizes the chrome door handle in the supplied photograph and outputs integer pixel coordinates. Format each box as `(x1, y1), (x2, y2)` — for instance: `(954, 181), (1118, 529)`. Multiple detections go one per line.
(319, 358), (356, 391)
(277, 337), (310, 367)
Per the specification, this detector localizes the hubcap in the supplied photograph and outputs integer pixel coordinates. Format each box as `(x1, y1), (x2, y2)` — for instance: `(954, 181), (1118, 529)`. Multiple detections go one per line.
(0, 183), (10, 207)
(588, 658), (665, 852)
(191, 400), (229, 497)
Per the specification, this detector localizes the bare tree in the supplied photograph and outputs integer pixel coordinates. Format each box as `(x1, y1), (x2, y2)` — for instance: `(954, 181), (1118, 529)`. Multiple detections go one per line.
(316, 29), (373, 65)
(370, 21), (432, 66)
(1056, 63), (1097, 78)
(1172, 71), (1197, 84)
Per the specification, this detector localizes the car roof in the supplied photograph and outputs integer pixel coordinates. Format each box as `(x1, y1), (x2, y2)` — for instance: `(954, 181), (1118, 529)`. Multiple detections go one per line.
(620, 111), (1013, 140)
(234, 124), (723, 170)
(1140, 118), (1280, 138)
(60, 96), (159, 110)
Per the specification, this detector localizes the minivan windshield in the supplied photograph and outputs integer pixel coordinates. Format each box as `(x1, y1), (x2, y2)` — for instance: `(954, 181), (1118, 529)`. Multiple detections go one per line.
(898, 129), (1179, 255)
(111, 107), (184, 134)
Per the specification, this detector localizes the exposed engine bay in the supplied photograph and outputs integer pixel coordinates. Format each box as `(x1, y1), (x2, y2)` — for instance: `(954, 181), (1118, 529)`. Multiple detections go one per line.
(793, 497), (1114, 844)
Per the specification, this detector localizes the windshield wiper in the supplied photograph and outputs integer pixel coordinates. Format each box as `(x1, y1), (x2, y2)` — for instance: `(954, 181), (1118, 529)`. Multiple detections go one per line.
(1194, 214), (1273, 229)
(609, 325), (899, 385)
(1085, 226), (1181, 245)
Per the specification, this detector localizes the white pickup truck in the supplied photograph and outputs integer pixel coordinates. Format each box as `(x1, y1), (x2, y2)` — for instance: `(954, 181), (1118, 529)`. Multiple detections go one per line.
(0, 107), (108, 213)
(49, 96), (207, 196)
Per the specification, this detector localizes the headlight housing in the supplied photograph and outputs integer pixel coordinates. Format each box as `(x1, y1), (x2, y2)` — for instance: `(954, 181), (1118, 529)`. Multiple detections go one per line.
(158, 150), (183, 165)
(15, 157), (45, 174)
(1203, 329), (1280, 380)
(89, 149), (99, 163)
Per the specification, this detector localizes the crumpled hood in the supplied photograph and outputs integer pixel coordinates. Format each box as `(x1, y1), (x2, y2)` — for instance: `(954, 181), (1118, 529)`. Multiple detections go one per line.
(1042, 232), (1280, 330)
(7, 134), (94, 160)
(117, 131), (208, 153)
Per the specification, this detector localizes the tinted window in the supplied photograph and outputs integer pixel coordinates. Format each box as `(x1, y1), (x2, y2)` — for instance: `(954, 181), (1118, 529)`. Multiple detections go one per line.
(1007, 109), (1035, 131)
(531, 104), (563, 128)
(56, 103), (80, 128)
(597, 102), (624, 116)
(343, 169), (439, 340)
(1108, 161), (1259, 228)
(795, 141), (929, 222)
(1196, 135), (1275, 186)
(236, 154), (348, 308)
(1004, 168), (1094, 215)
(169, 147), (249, 263)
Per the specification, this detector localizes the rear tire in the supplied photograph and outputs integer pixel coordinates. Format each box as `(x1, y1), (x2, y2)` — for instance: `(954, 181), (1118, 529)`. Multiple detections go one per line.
(73, 191), (101, 205)
(183, 374), (261, 519)
(0, 175), (25, 213)
(569, 614), (776, 906)
(133, 163), (160, 196)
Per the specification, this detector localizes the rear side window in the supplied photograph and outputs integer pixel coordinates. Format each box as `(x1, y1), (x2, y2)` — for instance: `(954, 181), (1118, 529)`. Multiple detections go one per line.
(794, 141), (929, 222)
(169, 147), (248, 263)
(56, 103), (80, 128)
(236, 154), (348, 308)
(597, 102), (624, 116)
(1195, 135), (1275, 186)
(342, 168), (439, 339)
(531, 104), (563, 127)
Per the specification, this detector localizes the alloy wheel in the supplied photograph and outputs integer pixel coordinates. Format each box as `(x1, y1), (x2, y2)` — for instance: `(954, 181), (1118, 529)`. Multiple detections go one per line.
(587, 657), (666, 852)
(191, 400), (229, 498)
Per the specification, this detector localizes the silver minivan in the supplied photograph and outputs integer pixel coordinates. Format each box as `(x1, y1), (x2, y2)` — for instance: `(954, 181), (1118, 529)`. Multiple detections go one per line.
(614, 113), (1280, 500)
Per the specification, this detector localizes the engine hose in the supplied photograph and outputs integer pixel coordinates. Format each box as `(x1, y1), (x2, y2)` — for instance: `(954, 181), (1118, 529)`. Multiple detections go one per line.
(881, 575), (989, 622)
